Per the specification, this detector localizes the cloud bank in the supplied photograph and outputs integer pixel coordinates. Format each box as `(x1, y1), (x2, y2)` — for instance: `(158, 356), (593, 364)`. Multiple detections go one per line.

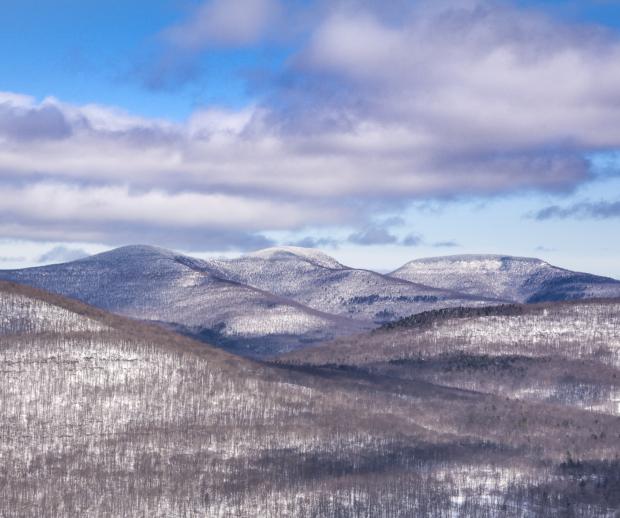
(2, 1), (620, 249)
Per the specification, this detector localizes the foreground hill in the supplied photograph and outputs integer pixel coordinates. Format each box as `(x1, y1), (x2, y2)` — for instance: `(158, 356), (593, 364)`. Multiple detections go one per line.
(1, 281), (619, 516)
(390, 255), (620, 303)
(0, 246), (365, 356)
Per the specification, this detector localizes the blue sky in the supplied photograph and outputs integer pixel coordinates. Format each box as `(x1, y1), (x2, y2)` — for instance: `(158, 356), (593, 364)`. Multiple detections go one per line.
(0, 0), (619, 276)
(0, 1), (249, 117)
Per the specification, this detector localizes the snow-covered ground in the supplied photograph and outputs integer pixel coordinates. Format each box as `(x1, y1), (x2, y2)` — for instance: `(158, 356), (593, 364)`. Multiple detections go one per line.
(0, 292), (109, 336)
(1, 282), (619, 517)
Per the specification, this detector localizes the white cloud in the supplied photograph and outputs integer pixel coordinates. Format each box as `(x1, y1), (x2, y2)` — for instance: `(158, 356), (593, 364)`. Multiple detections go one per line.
(3, 1), (620, 248)
(299, 2), (620, 153)
(0, 94), (590, 201)
(0, 92), (35, 107)
(0, 182), (345, 231)
(188, 106), (257, 136)
(166, 0), (282, 48)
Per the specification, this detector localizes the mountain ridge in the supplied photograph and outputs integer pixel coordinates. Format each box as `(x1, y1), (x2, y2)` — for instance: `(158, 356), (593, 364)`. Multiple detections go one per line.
(2, 245), (619, 356)
(390, 253), (620, 303)
(0, 245), (367, 356)
(275, 296), (620, 415)
(245, 245), (346, 269)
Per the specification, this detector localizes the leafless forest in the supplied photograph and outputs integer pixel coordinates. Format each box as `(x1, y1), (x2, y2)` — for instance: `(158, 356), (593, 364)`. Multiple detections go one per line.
(1, 281), (619, 517)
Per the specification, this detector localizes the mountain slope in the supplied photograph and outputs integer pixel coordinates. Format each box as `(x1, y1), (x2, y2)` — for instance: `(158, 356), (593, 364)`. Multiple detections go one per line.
(390, 254), (620, 303)
(2, 246), (618, 358)
(278, 299), (620, 415)
(0, 245), (502, 355)
(2, 281), (620, 516)
(208, 247), (501, 323)
(0, 281), (436, 515)
(0, 246), (364, 356)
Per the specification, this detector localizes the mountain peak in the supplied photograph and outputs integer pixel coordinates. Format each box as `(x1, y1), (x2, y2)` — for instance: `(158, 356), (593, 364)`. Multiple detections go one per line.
(245, 246), (344, 269)
(59, 245), (176, 264)
(405, 254), (549, 268)
(390, 253), (620, 303)
(96, 244), (176, 259)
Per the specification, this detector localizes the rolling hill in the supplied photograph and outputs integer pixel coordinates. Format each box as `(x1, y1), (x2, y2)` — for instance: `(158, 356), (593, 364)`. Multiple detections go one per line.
(0, 245), (497, 356)
(207, 246), (498, 323)
(0, 246), (366, 356)
(390, 255), (620, 303)
(2, 246), (619, 359)
(2, 281), (619, 516)
(278, 299), (620, 415)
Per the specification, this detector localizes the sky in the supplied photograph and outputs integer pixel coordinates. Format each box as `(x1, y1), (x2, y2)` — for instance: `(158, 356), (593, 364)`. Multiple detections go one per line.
(0, 0), (619, 276)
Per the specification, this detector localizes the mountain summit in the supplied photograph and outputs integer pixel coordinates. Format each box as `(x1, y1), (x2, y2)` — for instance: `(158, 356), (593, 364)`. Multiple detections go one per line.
(390, 254), (620, 303)
(244, 246), (345, 269)
(0, 245), (495, 355)
(208, 247), (495, 324)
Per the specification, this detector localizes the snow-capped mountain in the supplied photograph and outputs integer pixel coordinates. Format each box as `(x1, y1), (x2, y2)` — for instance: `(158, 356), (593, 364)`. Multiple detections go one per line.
(245, 246), (345, 269)
(0, 245), (499, 355)
(0, 246), (365, 356)
(207, 247), (498, 323)
(2, 246), (618, 356)
(390, 254), (620, 303)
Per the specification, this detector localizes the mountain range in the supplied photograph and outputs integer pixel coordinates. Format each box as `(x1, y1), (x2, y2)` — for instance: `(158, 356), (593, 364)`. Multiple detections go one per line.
(0, 245), (619, 356)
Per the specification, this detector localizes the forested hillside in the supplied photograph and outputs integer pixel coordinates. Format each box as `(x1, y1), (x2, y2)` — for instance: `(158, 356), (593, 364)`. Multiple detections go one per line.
(0, 246), (367, 357)
(2, 246), (619, 360)
(279, 300), (620, 415)
(1, 282), (619, 516)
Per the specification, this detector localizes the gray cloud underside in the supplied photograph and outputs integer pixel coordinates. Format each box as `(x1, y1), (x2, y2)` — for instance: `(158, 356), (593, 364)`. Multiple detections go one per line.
(3, 1), (620, 247)
(532, 200), (620, 220)
(0, 256), (26, 263)
(347, 226), (423, 247)
(0, 219), (277, 252)
(348, 227), (399, 245)
(433, 241), (460, 248)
